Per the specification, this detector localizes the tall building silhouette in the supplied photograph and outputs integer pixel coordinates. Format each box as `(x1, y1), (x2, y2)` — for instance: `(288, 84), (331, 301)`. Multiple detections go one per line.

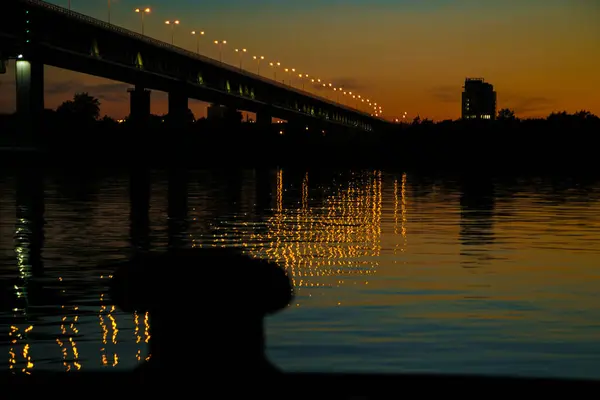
(461, 78), (496, 120)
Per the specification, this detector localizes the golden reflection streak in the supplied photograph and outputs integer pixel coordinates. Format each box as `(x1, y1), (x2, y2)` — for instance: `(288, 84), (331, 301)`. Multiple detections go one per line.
(394, 179), (399, 237)
(393, 173), (408, 262)
(8, 325), (34, 374)
(99, 289), (108, 366)
(301, 172), (309, 211)
(276, 168), (283, 213)
(394, 173), (407, 264)
(57, 302), (81, 371)
(99, 275), (119, 367)
(144, 311), (151, 343)
(189, 170), (383, 306)
(10, 216), (36, 374)
(401, 173), (407, 246)
(134, 311), (151, 362)
(220, 170), (383, 304)
(134, 312), (141, 362)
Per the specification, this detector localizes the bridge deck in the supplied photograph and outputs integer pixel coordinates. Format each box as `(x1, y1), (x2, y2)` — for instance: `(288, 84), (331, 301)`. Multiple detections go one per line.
(0, 0), (390, 131)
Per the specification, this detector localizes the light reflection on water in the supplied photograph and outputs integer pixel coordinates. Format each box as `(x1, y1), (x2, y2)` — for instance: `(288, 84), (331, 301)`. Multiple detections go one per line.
(1, 168), (600, 379)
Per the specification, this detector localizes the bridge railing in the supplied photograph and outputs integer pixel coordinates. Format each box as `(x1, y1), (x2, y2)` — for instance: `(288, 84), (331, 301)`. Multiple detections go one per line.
(19, 0), (383, 121)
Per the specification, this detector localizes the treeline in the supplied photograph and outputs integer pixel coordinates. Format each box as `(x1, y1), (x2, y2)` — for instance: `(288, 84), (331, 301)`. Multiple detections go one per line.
(1, 93), (599, 170)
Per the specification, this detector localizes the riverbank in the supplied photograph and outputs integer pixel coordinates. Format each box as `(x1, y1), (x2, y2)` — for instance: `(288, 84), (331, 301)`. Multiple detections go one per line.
(1, 114), (599, 173)
(1, 141), (598, 175)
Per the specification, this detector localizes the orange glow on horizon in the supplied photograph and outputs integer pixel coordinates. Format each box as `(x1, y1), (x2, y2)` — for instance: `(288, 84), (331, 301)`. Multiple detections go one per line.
(0, 0), (598, 120)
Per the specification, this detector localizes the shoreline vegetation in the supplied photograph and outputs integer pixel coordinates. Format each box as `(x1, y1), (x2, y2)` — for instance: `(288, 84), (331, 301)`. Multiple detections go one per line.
(1, 93), (599, 171)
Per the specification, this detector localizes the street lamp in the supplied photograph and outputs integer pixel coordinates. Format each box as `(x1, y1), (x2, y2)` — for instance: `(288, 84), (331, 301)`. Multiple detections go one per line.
(284, 68), (295, 86)
(298, 74), (306, 90)
(191, 30), (205, 54)
(235, 48), (247, 70)
(165, 20), (180, 45)
(214, 40), (226, 62)
(134, 8), (151, 35)
(322, 83), (328, 99)
(269, 62), (280, 80)
(334, 87), (341, 102)
(253, 55), (264, 75)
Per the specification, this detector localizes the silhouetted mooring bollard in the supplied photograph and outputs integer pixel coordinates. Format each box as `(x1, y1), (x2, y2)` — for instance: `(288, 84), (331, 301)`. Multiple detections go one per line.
(109, 248), (294, 380)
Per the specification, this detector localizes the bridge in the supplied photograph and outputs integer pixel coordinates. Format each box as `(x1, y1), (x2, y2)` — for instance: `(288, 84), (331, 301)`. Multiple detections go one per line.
(0, 0), (390, 132)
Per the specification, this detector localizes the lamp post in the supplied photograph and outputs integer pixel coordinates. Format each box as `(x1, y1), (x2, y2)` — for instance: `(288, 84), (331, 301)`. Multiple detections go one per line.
(214, 40), (227, 62)
(253, 55), (264, 75)
(334, 87), (340, 102)
(134, 8), (151, 35)
(191, 30), (205, 54)
(165, 20), (180, 45)
(235, 48), (247, 70)
(284, 68), (295, 86)
(298, 74), (306, 90)
(269, 62), (280, 81)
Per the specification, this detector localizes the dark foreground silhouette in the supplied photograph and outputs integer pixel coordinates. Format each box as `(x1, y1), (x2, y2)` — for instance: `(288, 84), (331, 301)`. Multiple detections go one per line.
(108, 247), (293, 378)
(2, 248), (600, 395)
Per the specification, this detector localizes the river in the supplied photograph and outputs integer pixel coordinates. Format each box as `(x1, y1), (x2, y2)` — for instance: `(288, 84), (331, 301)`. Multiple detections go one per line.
(1, 167), (599, 379)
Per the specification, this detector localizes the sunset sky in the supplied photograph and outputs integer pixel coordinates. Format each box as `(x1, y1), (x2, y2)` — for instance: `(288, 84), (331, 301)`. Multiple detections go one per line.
(0, 0), (598, 121)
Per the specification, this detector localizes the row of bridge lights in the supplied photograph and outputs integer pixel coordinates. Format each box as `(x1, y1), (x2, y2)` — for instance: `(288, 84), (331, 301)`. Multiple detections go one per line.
(68, 2), (384, 117)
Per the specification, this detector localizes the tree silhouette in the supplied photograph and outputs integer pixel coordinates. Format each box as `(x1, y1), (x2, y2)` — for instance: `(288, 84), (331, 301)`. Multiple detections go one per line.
(574, 110), (599, 121)
(185, 108), (195, 124)
(56, 92), (101, 121)
(497, 108), (517, 121)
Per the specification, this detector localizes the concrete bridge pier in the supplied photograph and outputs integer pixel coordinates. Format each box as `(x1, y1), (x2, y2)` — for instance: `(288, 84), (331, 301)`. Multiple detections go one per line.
(255, 111), (272, 131)
(15, 58), (44, 132)
(255, 169), (274, 216)
(129, 167), (151, 253)
(128, 86), (151, 128)
(167, 169), (189, 250)
(167, 91), (189, 130)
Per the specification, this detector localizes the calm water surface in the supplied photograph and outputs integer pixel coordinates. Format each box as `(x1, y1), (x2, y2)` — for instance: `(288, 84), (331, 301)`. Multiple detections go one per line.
(1, 168), (600, 379)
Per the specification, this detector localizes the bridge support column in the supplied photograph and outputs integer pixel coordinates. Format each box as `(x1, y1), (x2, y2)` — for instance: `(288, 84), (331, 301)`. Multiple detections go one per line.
(168, 92), (189, 130)
(15, 58), (44, 132)
(256, 111), (272, 130)
(129, 167), (151, 253)
(128, 85), (151, 127)
(167, 169), (189, 250)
